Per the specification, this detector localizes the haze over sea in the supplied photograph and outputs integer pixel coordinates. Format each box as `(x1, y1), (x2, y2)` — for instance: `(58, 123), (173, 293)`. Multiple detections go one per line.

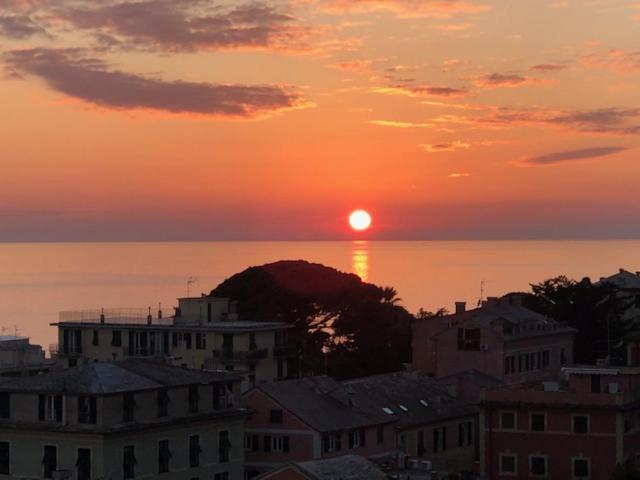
(1, 240), (639, 350)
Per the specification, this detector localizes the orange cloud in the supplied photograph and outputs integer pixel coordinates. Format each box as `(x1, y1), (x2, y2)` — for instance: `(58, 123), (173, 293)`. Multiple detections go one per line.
(306, 0), (492, 18)
(420, 141), (471, 152)
(369, 120), (434, 128)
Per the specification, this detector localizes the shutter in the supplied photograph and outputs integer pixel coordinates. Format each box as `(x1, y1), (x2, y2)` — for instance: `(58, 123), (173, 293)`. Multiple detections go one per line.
(335, 435), (341, 451)
(75, 329), (82, 352)
(54, 395), (63, 422)
(38, 395), (45, 420)
(252, 435), (259, 452)
(360, 430), (366, 447)
(348, 432), (354, 449)
(90, 397), (97, 424)
(458, 423), (464, 447)
(283, 436), (290, 453)
(322, 435), (329, 453)
(263, 436), (271, 452)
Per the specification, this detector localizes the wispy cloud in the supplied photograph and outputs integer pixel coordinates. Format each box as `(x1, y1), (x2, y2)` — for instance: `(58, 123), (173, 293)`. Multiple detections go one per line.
(368, 119), (434, 128)
(308, 0), (492, 19)
(5, 48), (303, 118)
(581, 48), (640, 72)
(530, 63), (567, 72)
(448, 172), (470, 178)
(0, 15), (48, 38)
(420, 141), (471, 152)
(475, 73), (541, 89)
(373, 83), (468, 98)
(519, 146), (628, 166)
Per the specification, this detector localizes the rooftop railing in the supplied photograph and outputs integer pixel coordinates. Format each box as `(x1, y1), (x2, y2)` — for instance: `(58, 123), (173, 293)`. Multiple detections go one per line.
(58, 308), (174, 325)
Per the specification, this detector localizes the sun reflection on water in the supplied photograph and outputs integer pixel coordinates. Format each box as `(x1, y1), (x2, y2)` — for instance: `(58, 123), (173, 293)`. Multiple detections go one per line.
(352, 240), (369, 281)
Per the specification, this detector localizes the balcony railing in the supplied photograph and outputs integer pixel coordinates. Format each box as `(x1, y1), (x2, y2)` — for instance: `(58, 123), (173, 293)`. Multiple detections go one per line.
(58, 308), (174, 325)
(212, 347), (268, 363)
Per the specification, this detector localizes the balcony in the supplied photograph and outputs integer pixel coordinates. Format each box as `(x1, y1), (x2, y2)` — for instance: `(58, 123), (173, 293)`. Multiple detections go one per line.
(212, 347), (268, 363)
(273, 345), (299, 358)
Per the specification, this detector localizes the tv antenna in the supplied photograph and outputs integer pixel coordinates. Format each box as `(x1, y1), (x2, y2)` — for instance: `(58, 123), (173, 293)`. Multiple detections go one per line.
(477, 280), (490, 306)
(187, 277), (197, 297)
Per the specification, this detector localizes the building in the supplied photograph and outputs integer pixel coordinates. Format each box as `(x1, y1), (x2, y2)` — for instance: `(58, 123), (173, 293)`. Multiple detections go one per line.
(0, 359), (246, 479)
(479, 354), (640, 480)
(0, 335), (55, 377)
(255, 454), (387, 480)
(412, 296), (576, 386)
(242, 372), (477, 478)
(52, 295), (299, 390)
(343, 372), (478, 474)
(242, 375), (396, 477)
(596, 268), (640, 324)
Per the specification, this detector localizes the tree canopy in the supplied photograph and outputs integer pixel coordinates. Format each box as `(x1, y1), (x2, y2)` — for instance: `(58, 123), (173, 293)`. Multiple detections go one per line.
(211, 260), (413, 379)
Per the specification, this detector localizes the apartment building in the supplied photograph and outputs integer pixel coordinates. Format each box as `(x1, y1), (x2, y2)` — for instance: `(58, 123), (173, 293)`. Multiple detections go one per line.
(256, 454), (387, 480)
(412, 296), (576, 387)
(52, 296), (299, 391)
(0, 359), (246, 479)
(479, 356), (640, 479)
(0, 335), (55, 377)
(242, 372), (477, 478)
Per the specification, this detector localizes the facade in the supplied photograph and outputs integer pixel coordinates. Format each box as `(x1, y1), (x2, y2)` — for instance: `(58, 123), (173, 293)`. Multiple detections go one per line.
(52, 296), (299, 391)
(596, 268), (640, 324)
(0, 335), (54, 377)
(255, 454), (387, 480)
(479, 361), (640, 480)
(412, 296), (576, 386)
(0, 359), (246, 480)
(242, 372), (477, 478)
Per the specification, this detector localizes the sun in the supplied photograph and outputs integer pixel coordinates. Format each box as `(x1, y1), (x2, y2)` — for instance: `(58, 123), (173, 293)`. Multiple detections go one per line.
(349, 210), (372, 231)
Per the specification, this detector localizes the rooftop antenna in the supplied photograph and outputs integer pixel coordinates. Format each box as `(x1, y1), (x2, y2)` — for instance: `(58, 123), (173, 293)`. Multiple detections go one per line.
(187, 277), (197, 297)
(478, 280), (490, 306)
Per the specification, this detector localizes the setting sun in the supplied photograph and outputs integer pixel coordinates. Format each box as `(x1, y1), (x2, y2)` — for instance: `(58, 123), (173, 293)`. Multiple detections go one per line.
(349, 210), (372, 232)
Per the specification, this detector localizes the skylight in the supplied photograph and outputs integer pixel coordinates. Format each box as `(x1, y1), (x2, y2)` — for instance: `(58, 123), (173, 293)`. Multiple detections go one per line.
(382, 407), (394, 414)
(399, 405), (409, 412)
(420, 400), (429, 408)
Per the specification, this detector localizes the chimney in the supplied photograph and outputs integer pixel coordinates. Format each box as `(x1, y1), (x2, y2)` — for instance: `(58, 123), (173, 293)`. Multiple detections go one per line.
(147, 306), (153, 325)
(455, 302), (466, 314)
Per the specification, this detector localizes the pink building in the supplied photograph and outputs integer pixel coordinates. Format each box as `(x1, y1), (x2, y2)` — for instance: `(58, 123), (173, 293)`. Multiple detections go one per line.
(242, 372), (477, 478)
(413, 296), (576, 387)
(480, 358), (640, 479)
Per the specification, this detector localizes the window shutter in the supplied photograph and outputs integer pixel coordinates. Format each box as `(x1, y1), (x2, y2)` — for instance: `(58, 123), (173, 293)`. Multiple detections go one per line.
(283, 436), (290, 453)
(90, 397), (97, 424)
(348, 432), (354, 449)
(38, 395), (45, 420)
(335, 435), (341, 451)
(252, 435), (259, 452)
(264, 436), (271, 452)
(360, 430), (366, 447)
(54, 395), (63, 422)
(323, 435), (329, 453)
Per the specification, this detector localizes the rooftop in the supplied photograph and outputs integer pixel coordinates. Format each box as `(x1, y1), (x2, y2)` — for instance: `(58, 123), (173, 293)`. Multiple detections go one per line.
(343, 371), (477, 429)
(0, 359), (240, 395)
(596, 268), (640, 290)
(259, 455), (387, 480)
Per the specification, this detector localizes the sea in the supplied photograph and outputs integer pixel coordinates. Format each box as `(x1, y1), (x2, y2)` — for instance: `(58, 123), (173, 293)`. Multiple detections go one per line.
(1, 240), (639, 350)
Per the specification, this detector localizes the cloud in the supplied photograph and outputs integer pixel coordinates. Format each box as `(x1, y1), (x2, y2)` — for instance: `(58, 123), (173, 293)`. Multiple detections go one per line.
(420, 141), (471, 152)
(530, 63), (567, 72)
(368, 119), (434, 128)
(328, 59), (374, 72)
(311, 0), (492, 18)
(0, 15), (47, 38)
(519, 146), (628, 166)
(433, 107), (640, 135)
(448, 172), (470, 177)
(475, 73), (539, 88)
(373, 83), (468, 97)
(581, 48), (640, 72)
(5, 48), (302, 118)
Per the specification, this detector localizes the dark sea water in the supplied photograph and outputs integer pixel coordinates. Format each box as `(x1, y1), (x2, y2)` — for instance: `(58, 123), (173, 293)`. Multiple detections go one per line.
(1, 241), (638, 349)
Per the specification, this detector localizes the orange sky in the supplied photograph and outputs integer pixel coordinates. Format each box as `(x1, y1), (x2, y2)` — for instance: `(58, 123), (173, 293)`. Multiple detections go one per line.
(1, 0), (639, 240)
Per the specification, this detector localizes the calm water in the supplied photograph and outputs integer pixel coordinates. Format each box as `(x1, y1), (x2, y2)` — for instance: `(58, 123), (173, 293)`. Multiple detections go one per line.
(0, 241), (639, 350)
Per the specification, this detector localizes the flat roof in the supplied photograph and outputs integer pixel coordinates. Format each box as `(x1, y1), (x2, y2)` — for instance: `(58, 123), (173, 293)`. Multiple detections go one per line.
(52, 320), (292, 332)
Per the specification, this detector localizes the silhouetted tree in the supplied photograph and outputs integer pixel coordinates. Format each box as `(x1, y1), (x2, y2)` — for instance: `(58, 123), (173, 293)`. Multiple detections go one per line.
(211, 260), (413, 379)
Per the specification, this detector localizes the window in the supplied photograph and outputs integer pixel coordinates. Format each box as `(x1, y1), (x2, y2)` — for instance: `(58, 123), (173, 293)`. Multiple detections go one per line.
(433, 427), (446, 452)
(561, 348), (567, 365)
(188, 385), (199, 413)
(531, 413), (546, 432)
(111, 330), (122, 347)
(78, 396), (97, 424)
(76, 448), (91, 480)
(157, 389), (170, 417)
(500, 411), (516, 430)
(591, 375), (601, 393)
(214, 474), (229, 480)
(530, 456), (547, 477)
(458, 421), (473, 446)
(542, 350), (550, 368)
(213, 383), (234, 410)
(417, 431), (426, 456)
(0, 393), (9, 418)
(92, 330), (99, 346)
(219, 431), (231, 463)
(322, 434), (341, 453)
(185, 333), (192, 350)
(573, 458), (590, 479)
(500, 454), (517, 475)
(504, 356), (515, 375)
(123, 446), (136, 479)
(189, 435), (201, 468)
(377, 425), (384, 444)
(270, 409), (283, 424)
(270, 436), (290, 453)
(0, 442), (9, 475)
(123, 393), (135, 422)
(457, 327), (481, 350)
(42, 445), (57, 479)
(195, 333), (206, 350)
(573, 415), (589, 434)
(348, 430), (365, 449)
(277, 359), (284, 378)
(244, 434), (253, 452)
(157, 439), (171, 473)
(38, 395), (62, 422)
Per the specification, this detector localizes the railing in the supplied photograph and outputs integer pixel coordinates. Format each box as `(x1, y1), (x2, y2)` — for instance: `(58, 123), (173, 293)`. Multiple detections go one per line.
(58, 308), (174, 325)
(212, 348), (268, 362)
